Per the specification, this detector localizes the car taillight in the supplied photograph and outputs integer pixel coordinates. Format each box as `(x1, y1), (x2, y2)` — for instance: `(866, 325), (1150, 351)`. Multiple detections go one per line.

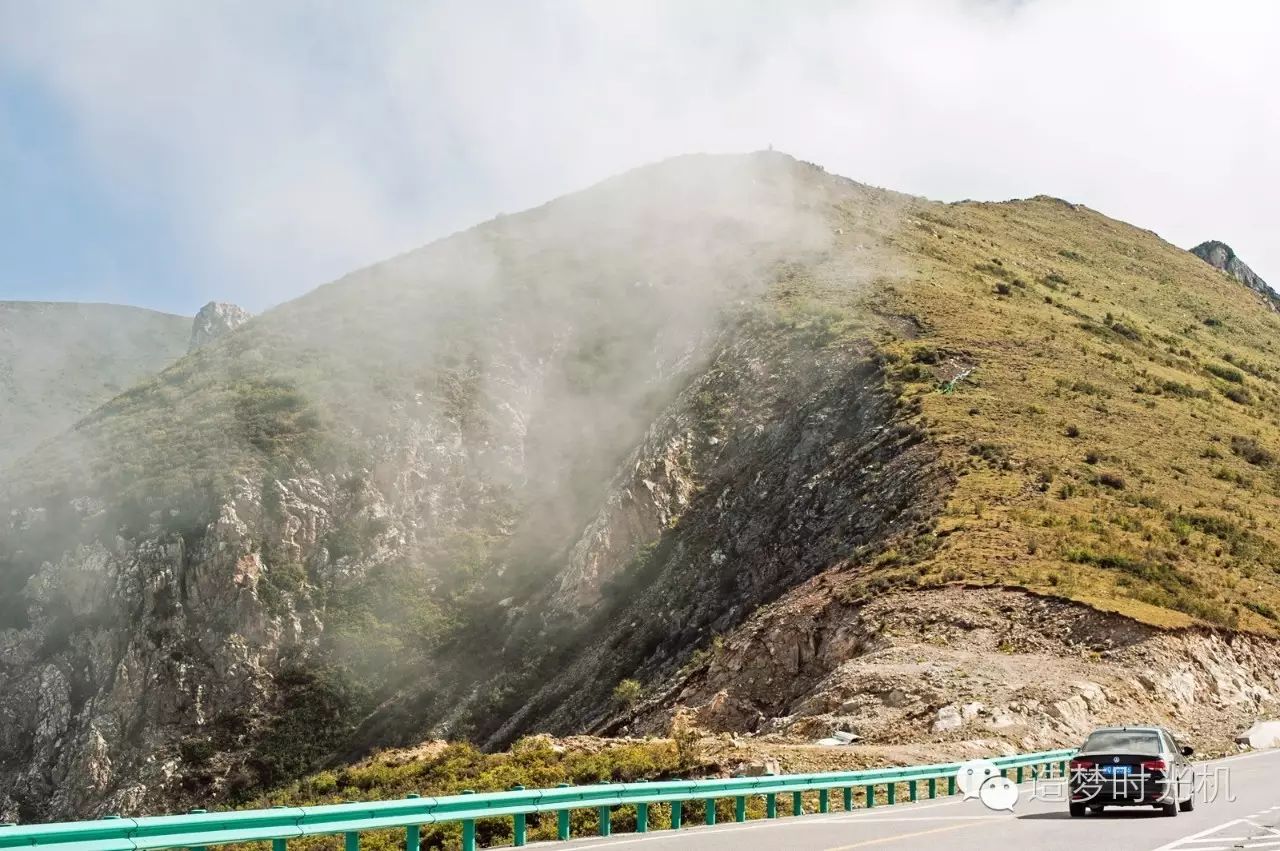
(1069, 759), (1095, 770)
(1140, 759), (1167, 773)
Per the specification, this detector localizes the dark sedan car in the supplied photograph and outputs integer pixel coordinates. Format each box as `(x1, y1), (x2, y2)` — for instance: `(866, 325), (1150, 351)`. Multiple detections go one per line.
(1068, 726), (1195, 817)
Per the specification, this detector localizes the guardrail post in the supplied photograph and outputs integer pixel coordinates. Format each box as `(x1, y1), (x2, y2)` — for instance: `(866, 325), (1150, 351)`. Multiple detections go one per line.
(865, 785), (875, 808)
(735, 794), (746, 822)
(270, 805), (291, 851)
(928, 777), (936, 799)
(636, 802), (649, 833)
(671, 800), (683, 830)
(509, 786), (526, 847)
(792, 791), (802, 816)
(597, 780), (612, 837)
(887, 783), (896, 806)
(766, 793), (777, 819)
(556, 783), (571, 841)
(1016, 766), (1024, 784)
(344, 831), (359, 851)
(947, 776), (956, 796)
(403, 795), (422, 851)
(819, 789), (829, 813)
(908, 780), (917, 802)
(1059, 760), (1067, 776)
(705, 799), (717, 825)
(462, 790), (476, 851)
(188, 809), (208, 851)
(842, 787), (852, 811)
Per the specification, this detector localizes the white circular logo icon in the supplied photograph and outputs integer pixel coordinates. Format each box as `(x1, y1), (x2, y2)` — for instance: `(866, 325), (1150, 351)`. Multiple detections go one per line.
(977, 775), (1019, 812)
(955, 759), (998, 800)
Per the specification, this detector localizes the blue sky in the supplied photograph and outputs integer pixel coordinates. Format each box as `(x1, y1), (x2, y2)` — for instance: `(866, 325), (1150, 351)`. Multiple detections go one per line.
(1, 1), (1277, 317)
(1, 75), (189, 311)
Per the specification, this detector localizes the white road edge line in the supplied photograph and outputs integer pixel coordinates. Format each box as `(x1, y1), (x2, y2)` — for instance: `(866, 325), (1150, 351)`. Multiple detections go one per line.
(556, 799), (995, 850)
(1243, 820), (1280, 836)
(1150, 818), (1242, 851)
(1182, 839), (1248, 844)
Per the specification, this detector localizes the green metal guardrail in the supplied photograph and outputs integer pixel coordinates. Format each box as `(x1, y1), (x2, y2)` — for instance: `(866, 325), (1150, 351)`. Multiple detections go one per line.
(0, 748), (1075, 851)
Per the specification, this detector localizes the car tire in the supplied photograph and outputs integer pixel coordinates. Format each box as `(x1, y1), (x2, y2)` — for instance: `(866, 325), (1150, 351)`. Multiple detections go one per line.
(1069, 802), (1087, 817)
(1088, 805), (1106, 814)
(1179, 796), (1194, 812)
(1160, 801), (1178, 817)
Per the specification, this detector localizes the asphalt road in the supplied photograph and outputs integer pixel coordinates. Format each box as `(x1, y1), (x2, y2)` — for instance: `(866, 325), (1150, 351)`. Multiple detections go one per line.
(542, 748), (1280, 851)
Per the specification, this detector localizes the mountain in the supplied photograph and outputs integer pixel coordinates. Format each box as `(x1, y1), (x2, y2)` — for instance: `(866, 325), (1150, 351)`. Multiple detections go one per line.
(1191, 240), (1275, 308)
(4, 152), (1280, 821)
(0, 302), (190, 470)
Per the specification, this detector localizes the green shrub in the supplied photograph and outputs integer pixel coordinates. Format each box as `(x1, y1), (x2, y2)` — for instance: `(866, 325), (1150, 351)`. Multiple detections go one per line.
(1245, 601), (1279, 621)
(612, 678), (643, 708)
(1096, 472), (1126, 490)
(1230, 436), (1275, 467)
(1223, 385), (1254, 405)
(1206, 363), (1246, 384)
(180, 738), (217, 766)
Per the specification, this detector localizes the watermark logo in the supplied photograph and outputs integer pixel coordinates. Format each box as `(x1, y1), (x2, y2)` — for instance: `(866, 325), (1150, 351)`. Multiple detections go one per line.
(956, 760), (1237, 813)
(955, 759), (1018, 812)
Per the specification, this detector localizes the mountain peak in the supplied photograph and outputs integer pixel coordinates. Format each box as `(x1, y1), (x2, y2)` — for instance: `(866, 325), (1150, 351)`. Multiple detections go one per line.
(1190, 240), (1275, 307)
(189, 301), (251, 351)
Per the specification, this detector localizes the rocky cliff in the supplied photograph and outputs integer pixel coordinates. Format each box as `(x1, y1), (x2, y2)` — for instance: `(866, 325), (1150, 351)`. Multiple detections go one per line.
(4, 153), (1280, 821)
(1191, 240), (1275, 308)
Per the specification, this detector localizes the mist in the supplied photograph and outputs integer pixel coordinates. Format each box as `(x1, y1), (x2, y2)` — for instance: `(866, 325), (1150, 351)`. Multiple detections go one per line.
(2, 0), (1277, 313)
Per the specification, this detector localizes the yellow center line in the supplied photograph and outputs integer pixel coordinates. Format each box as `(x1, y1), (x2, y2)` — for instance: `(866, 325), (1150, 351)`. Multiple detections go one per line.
(823, 817), (1002, 850)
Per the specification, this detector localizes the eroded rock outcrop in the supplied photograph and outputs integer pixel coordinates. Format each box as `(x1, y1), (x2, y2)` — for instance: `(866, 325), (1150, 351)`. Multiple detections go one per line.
(188, 301), (251, 351)
(610, 586), (1280, 753)
(1191, 240), (1276, 308)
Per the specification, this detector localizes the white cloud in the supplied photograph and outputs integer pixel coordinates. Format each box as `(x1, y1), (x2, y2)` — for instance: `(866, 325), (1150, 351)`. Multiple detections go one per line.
(2, 0), (1277, 309)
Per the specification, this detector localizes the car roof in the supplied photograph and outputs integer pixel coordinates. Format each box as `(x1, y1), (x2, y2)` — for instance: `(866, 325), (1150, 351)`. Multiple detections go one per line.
(1088, 726), (1162, 733)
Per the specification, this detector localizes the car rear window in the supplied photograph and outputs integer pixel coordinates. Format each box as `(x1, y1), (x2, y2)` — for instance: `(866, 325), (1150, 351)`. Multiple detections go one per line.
(1081, 730), (1163, 753)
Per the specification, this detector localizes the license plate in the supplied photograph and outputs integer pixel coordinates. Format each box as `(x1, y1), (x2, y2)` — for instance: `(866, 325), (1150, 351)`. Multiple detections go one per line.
(1101, 765), (1131, 777)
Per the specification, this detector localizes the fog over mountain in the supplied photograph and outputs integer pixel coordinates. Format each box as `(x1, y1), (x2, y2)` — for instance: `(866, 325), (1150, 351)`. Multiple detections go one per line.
(0, 302), (189, 468)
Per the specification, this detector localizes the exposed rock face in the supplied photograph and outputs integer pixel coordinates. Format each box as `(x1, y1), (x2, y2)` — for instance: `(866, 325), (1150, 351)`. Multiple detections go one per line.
(612, 586), (1280, 752)
(1191, 241), (1276, 308)
(188, 302), (251, 351)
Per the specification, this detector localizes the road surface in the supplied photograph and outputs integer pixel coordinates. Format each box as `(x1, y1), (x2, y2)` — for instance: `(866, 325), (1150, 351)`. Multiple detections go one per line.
(545, 748), (1280, 851)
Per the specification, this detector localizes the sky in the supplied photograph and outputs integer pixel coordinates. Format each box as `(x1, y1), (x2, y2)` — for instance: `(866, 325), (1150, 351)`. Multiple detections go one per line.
(0, 0), (1277, 316)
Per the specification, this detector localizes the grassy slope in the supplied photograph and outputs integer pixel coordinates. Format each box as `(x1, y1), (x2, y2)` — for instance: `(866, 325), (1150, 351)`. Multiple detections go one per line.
(865, 195), (1280, 632)
(0, 302), (189, 469)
